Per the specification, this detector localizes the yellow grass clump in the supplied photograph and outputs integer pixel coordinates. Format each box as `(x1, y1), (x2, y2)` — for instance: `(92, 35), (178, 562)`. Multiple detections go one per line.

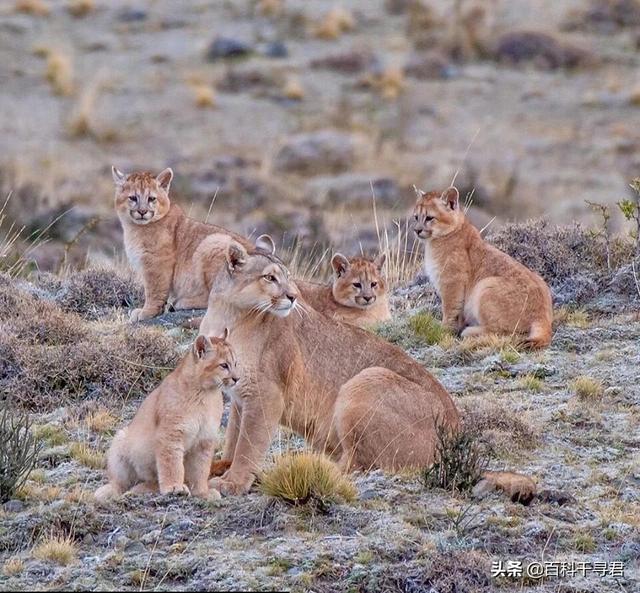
(69, 442), (105, 469)
(45, 51), (74, 96)
(15, 0), (50, 16)
(84, 407), (118, 433)
(33, 533), (77, 565)
(2, 557), (24, 577)
(260, 451), (357, 507)
(282, 77), (305, 100)
(67, 0), (94, 17)
(408, 312), (449, 345)
(314, 7), (355, 40)
(572, 376), (604, 401)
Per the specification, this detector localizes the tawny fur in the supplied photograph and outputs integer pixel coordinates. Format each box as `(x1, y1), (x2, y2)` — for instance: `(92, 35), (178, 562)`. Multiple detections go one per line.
(297, 253), (391, 328)
(474, 470), (537, 505)
(199, 239), (459, 496)
(94, 332), (239, 502)
(412, 187), (553, 348)
(112, 167), (253, 321)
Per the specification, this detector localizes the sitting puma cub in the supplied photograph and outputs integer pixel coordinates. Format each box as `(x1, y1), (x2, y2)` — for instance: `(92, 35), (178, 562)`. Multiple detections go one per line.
(412, 186), (553, 348)
(112, 167), (253, 321)
(94, 331), (238, 502)
(297, 253), (391, 327)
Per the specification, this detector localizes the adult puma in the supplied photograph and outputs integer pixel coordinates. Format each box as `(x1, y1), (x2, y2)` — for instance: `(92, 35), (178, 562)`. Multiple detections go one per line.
(112, 167), (253, 321)
(297, 253), (391, 328)
(199, 237), (459, 495)
(412, 186), (553, 348)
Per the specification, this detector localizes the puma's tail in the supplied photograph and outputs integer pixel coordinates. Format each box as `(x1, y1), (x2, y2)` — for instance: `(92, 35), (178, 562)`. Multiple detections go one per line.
(523, 321), (551, 350)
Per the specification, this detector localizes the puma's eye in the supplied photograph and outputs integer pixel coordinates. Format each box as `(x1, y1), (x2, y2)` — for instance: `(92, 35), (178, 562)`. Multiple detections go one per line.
(220, 363), (229, 370)
(148, 196), (157, 203)
(353, 282), (361, 289)
(413, 214), (418, 221)
(264, 275), (276, 282)
(128, 196), (137, 203)
(425, 216), (434, 222)
(371, 282), (378, 288)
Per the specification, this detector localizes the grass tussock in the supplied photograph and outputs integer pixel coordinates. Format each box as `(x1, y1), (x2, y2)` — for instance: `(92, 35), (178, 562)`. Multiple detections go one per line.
(191, 83), (217, 108)
(67, 0), (94, 17)
(314, 7), (355, 40)
(408, 311), (449, 345)
(15, 0), (50, 16)
(461, 398), (540, 453)
(572, 376), (604, 401)
(423, 422), (488, 494)
(0, 276), (176, 410)
(260, 451), (357, 509)
(2, 556), (24, 577)
(45, 51), (74, 96)
(282, 77), (305, 100)
(517, 374), (544, 393)
(0, 408), (41, 503)
(33, 533), (77, 565)
(69, 442), (104, 469)
(33, 423), (68, 446)
(84, 407), (117, 433)
(555, 306), (590, 328)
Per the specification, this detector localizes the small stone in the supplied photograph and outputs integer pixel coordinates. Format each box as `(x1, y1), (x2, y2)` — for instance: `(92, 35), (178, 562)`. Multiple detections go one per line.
(117, 8), (148, 22)
(359, 489), (379, 501)
(3, 499), (25, 513)
(262, 41), (288, 58)
(206, 37), (253, 61)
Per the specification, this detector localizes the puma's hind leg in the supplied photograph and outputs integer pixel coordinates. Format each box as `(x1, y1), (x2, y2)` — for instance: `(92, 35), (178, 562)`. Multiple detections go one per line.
(332, 367), (448, 472)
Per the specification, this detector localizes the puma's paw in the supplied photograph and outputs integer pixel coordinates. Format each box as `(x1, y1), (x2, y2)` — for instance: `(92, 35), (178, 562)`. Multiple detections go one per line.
(207, 487), (222, 501)
(208, 476), (252, 496)
(161, 484), (191, 497)
(129, 307), (159, 322)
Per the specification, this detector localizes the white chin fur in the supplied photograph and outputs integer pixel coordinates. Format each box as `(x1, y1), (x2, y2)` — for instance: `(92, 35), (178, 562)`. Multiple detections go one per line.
(271, 306), (293, 318)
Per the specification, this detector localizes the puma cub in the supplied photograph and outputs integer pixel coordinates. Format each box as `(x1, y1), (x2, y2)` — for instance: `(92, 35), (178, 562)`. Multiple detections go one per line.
(94, 331), (238, 502)
(113, 167), (253, 321)
(412, 187), (553, 348)
(297, 253), (391, 327)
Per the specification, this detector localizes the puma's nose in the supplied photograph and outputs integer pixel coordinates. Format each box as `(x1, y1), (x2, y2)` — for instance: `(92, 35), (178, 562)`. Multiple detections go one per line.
(138, 209), (148, 216)
(363, 295), (374, 303)
(414, 225), (424, 235)
(286, 293), (296, 303)
(231, 376), (239, 385)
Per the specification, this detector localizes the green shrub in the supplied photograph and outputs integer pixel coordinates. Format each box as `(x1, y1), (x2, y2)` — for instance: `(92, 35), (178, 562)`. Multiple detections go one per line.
(409, 312), (448, 345)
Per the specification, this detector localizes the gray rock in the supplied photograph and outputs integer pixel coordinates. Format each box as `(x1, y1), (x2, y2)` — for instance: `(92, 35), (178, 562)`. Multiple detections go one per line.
(304, 173), (400, 207)
(117, 8), (148, 22)
(206, 37), (253, 61)
(273, 131), (355, 175)
(3, 499), (25, 513)
(261, 41), (288, 58)
(404, 51), (457, 80)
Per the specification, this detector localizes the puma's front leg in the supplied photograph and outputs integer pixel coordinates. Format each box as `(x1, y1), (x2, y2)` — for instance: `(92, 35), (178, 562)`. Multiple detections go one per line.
(185, 439), (216, 498)
(156, 437), (189, 495)
(439, 279), (466, 334)
(131, 255), (174, 322)
(210, 384), (284, 496)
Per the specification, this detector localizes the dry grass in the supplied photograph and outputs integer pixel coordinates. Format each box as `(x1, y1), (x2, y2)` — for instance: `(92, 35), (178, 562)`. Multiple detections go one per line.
(84, 408), (118, 433)
(365, 67), (406, 101)
(191, 83), (217, 108)
(69, 442), (105, 469)
(33, 533), (77, 565)
(45, 51), (74, 96)
(67, 0), (94, 17)
(33, 423), (68, 446)
(373, 216), (422, 289)
(15, 0), (50, 16)
(555, 306), (590, 328)
(260, 451), (357, 508)
(572, 376), (604, 401)
(314, 7), (355, 40)
(573, 531), (597, 553)
(67, 78), (108, 139)
(2, 557), (24, 577)
(282, 77), (305, 101)
(517, 374), (544, 393)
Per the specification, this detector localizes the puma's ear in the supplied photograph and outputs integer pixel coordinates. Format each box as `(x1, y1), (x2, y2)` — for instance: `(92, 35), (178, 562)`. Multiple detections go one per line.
(226, 241), (248, 273)
(441, 186), (459, 210)
(112, 166), (126, 187)
(373, 252), (386, 271)
(220, 327), (229, 341)
(156, 167), (173, 191)
(331, 253), (350, 277)
(255, 234), (276, 255)
(193, 335), (210, 359)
